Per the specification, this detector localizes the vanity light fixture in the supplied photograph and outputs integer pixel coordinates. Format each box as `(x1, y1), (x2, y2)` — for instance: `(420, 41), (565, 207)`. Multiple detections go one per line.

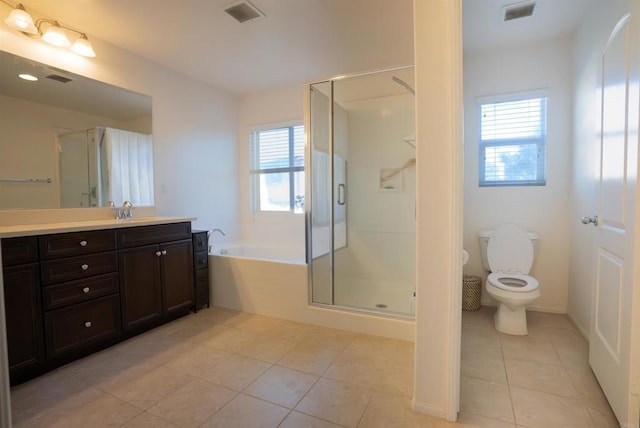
(4, 3), (36, 33)
(70, 33), (96, 57)
(1, 0), (96, 57)
(40, 20), (71, 47)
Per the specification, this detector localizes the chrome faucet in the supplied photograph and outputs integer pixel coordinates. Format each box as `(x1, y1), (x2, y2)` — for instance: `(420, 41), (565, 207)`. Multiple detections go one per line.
(116, 201), (133, 219)
(207, 228), (226, 252)
(209, 228), (226, 236)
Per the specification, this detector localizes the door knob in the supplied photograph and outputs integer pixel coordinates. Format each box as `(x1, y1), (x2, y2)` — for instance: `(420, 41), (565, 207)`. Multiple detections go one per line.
(581, 215), (599, 226)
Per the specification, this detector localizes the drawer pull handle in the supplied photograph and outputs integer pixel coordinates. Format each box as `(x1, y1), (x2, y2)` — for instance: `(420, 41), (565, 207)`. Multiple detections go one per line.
(161, 250), (167, 256)
(156, 251), (162, 257)
(83, 287), (90, 293)
(81, 264), (89, 271)
(79, 240), (88, 247)
(84, 321), (92, 328)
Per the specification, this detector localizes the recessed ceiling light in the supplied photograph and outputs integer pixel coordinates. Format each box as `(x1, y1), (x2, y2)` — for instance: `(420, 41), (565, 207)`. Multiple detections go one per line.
(18, 73), (38, 81)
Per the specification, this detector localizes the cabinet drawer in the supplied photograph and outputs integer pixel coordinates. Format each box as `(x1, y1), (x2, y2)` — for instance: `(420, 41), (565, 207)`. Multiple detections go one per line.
(43, 273), (119, 311)
(45, 294), (121, 360)
(1, 237), (38, 266)
(117, 222), (192, 248)
(41, 251), (117, 285)
(194, 251), (208, 270)
(40, 230), (116, 260)
(195, 268), (209, 303)
(192, 231), (208, 252)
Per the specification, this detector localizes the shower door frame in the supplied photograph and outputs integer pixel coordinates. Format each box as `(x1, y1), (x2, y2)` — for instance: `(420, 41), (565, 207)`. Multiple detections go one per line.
(305, 65), (416, 318)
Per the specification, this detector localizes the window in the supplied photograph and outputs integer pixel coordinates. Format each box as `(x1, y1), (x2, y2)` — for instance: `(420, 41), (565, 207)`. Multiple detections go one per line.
(250, 124), (305, 213)
(478, 92), (547, 187)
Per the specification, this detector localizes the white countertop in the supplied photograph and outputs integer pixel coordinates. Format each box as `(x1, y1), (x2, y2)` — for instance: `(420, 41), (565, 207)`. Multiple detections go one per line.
(0, 216), (196, 238)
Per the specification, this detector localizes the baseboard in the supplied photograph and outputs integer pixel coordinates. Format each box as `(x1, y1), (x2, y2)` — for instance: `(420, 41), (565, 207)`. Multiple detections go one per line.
(526, 305), (566, 314)
(566, 311), (590, 340)
(412, 398), (447, 419)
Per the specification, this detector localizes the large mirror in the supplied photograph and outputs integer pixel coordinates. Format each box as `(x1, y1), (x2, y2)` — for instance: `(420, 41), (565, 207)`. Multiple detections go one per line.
(0, 50), (153, 210)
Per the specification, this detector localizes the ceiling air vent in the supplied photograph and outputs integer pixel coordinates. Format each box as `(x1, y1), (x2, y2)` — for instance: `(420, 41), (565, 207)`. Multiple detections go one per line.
(46, 74), (74, 84)
(224, 1), (265, 23)
(502, 1), (536, 22)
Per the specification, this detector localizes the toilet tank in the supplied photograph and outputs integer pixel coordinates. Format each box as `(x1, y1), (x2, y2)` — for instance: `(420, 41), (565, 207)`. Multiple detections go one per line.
(478, 228), (539, 272)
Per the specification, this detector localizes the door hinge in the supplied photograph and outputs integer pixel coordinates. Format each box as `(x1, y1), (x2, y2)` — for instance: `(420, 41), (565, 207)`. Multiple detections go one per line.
(631, 376), (640, 397)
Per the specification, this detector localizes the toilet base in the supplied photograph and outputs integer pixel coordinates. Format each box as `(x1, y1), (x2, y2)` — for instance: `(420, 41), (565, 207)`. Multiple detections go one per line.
(493, 304), (529, 335)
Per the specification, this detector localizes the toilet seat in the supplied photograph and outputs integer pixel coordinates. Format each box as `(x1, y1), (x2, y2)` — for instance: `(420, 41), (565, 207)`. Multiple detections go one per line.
(488, 272), (539, 293)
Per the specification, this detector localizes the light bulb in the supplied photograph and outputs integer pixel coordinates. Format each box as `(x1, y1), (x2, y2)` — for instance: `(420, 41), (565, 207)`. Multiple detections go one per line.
(4, 4), (37, 34)
(41, 23), (71, 48)
(70, 34), (96, 57)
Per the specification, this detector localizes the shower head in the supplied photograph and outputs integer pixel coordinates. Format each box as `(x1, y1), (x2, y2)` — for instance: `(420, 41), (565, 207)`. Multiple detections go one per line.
(392, 76), (415, 95)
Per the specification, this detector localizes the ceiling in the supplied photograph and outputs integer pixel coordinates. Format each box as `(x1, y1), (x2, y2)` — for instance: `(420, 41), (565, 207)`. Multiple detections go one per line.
(4, 0), (591, 96)
(463, 0), (595, 54)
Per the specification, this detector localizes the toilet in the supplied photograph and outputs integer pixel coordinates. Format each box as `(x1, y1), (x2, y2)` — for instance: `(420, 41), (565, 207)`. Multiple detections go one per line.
(478, 224), (540, 335)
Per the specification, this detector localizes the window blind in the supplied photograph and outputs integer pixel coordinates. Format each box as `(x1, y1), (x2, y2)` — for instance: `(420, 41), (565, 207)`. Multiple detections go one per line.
(479, 95), (547, 186)
(255, 125), (304, 171)
(250, 124), (305, 212)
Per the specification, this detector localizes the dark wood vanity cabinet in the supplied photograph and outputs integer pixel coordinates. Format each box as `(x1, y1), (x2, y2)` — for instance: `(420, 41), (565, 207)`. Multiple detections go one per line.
(1, 237), (44, 384)
(118, 245), (163, 332)
(39, 230), (121, 361)
(117, 223), (193, 334)
(192, 230), (210, 311)
(1, 221), (195, 385)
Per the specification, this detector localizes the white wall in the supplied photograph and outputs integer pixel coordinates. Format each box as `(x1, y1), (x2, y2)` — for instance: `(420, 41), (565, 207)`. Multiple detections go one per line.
(0, 28), (239, 231)
(236, 85), (305, 246)
(413, 0), (463, 420)
(463, 37), (574, 314)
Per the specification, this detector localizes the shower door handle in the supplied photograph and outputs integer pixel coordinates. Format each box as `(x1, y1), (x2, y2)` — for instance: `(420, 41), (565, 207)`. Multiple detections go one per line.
(337, 183), (346, 206)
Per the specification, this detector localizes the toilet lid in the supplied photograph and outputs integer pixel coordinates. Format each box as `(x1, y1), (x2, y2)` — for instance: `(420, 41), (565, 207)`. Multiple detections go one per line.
(487, 224), (533, 274)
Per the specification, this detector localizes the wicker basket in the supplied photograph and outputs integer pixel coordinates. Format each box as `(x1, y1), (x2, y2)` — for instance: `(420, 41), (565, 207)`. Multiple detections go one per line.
(462, 275), (482, 311)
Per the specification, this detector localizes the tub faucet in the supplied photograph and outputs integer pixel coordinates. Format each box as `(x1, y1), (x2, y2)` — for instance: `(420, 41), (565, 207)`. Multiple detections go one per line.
(209, 228), (226, 236)
(207, 228), (226, 252)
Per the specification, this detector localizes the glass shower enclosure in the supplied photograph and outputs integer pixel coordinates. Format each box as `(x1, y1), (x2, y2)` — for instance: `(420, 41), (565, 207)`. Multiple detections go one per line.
(307, 67), (416, 317)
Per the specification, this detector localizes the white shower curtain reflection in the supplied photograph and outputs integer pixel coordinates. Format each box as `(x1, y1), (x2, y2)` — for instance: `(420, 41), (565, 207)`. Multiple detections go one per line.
(101, 128), (154, 206)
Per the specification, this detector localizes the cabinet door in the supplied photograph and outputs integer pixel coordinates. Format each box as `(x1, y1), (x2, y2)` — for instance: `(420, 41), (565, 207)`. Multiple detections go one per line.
(160, 239), (194, 317)
(119, 244), (162, 332)
(3, 263), (44, 382)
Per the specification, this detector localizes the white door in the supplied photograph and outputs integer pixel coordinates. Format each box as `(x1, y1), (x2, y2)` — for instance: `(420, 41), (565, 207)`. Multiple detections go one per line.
(590, 9), (640, 426)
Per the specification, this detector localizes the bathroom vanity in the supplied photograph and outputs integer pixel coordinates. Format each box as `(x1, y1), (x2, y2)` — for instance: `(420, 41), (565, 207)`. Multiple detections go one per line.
(0, 217), (195, 385)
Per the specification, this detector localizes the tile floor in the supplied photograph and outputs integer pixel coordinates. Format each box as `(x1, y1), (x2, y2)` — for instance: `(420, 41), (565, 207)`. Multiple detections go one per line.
(8, 306), (618, 427)
(460, 306), (619, 428)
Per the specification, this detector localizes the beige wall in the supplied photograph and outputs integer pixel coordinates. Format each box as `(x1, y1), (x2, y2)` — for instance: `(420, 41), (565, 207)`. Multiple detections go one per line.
(463, 37), (574, 314)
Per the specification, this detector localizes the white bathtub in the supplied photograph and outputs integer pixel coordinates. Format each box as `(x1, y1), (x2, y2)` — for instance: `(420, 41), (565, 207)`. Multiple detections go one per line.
(209, 242), (305, 265)
(208, 241), (414, 341)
